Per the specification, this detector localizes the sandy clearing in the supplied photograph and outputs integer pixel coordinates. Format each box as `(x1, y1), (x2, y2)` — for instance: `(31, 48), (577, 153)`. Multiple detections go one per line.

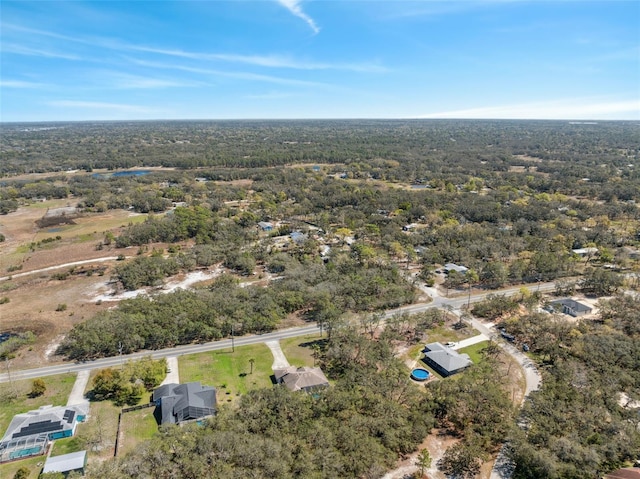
(89, 268), (222, 302)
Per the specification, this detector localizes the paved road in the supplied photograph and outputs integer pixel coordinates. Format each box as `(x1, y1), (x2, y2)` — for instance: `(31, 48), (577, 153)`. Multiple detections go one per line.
(0, 281), (557, 383)
(0, 324), (323, 383)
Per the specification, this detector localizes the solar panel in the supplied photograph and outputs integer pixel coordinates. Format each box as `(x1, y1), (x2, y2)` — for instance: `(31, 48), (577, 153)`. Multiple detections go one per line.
(13, 421), (63, 439)
(63, 410), (75, 423)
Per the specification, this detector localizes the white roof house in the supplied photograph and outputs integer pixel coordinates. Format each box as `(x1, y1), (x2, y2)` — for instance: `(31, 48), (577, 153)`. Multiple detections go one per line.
(42, 450), (87, 475)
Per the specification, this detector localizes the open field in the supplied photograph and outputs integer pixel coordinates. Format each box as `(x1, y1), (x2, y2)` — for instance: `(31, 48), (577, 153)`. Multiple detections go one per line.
(0, 373), (76, 436)
(0, 201), (147, 274)
(0, 273), (115, 369)
(178, 343), (274, 403)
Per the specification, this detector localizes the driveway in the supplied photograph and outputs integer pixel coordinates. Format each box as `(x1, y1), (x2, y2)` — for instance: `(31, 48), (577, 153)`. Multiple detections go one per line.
(67, 369), (90, 407)
(265, 340), (290, 370)
(160, 357), (180, 386)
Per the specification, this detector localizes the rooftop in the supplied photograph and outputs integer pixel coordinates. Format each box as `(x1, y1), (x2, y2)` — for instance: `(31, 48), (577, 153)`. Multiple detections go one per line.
(42, 450), (87, 474)
(273, 366), (330, 392)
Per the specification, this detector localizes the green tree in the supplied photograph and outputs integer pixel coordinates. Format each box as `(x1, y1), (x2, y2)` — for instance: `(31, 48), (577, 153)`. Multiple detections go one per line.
(13, 467), (30, 479)
(438, 441), (484, 479)
(29, 378), (46, 398)
(415, 449), (432, 478)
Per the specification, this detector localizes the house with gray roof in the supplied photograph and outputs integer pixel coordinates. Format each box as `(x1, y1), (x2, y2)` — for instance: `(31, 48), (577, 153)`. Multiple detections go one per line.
(273, 366), (329, 393)
(0, 404), (87, 463)
(443, 263), (469, 274)
(42, 450), (87, 476)
(152, 382), (216, 425)
(548, 298), (592, 317)
(422, 342), (472, 377)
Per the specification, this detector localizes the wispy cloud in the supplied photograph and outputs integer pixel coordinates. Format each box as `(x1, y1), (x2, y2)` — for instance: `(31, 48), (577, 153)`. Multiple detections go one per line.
(4, 22), (387, 73)
(246, 91), (302, 100)
(0, 80), (48, 88)
(129, 58), (333, 88)
(277, 0), (320, 34)
(382, 0), (526, 20)
(102, 72), (205, 90)
(419, 98), (640, 120)
(2, 43), (82, 60)
(128, 46), (386, 72)
(48, 100), (156, 113)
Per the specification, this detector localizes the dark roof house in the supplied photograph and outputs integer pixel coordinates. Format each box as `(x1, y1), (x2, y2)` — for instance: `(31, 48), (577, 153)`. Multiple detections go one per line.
(273, 366), (330, 392)
(42, 450), (87, 476)
(422, 342), (472, 377)
(548, 298), (592, 317)
(152, 382), (216, 425)
(0, 404), (87, 463)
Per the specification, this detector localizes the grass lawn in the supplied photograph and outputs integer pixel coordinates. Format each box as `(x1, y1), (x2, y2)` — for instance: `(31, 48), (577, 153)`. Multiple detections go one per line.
(280, 335), (324, 368)
(50, 436), (85, 457)
(457, 341), (490, 364)
(118, 407), (158, 457)
(0, 455), (44, 479)
(0, 373), (76, 435)
(179, 343), (274, 403)
(75, 399), (120, 461)
(32, 211), (148, 243)
(422, 325), (479, 345)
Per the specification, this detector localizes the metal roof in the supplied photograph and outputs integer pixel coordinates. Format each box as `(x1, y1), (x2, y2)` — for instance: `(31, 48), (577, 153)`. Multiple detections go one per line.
(42, 450), (87, 474)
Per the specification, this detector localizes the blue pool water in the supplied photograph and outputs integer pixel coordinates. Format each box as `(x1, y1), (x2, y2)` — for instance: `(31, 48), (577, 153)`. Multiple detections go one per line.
(410, 368), (430, 381)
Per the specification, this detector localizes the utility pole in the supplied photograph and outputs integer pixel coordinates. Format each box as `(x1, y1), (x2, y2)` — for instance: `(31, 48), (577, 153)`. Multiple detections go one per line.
(231, 324), (235, 353)
(118, 342), (123, 369)
(5, 357), (16, 396)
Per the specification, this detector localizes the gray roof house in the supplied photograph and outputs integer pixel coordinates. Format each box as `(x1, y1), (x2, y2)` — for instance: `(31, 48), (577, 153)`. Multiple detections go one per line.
(152, 382), (216, 425)
(548, 298), (592, 317)
(422, 342), (472, 377)
(273, 366), (330, 392)
(0, 404), (87, 463)
(42, 450), (87, 476)
(443, 263), (469, 274)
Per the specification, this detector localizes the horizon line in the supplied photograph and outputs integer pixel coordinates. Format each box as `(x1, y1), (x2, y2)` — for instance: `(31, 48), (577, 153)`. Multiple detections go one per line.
(1, 117), (637, 124)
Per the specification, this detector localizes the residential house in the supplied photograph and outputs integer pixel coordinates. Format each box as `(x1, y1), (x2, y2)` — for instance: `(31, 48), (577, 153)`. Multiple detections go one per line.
(0, 405), (87, 463)
(572, 247), (598, 257)
(422, 342), (472, 377)
(258, 221), (274, 231)
(273, 366), (330, 393)
(548, 298), (593, 317)
(443, 263), (469, 274)
(152, 382), (216, 425)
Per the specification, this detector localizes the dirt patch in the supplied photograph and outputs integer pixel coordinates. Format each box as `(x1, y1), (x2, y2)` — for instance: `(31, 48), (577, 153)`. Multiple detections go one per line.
(383, 430), (459, 479)
(0, 274), (113, 369)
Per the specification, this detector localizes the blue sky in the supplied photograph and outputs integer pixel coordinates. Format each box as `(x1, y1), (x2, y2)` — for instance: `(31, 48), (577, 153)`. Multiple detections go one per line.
(1, 0), (639, 121)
